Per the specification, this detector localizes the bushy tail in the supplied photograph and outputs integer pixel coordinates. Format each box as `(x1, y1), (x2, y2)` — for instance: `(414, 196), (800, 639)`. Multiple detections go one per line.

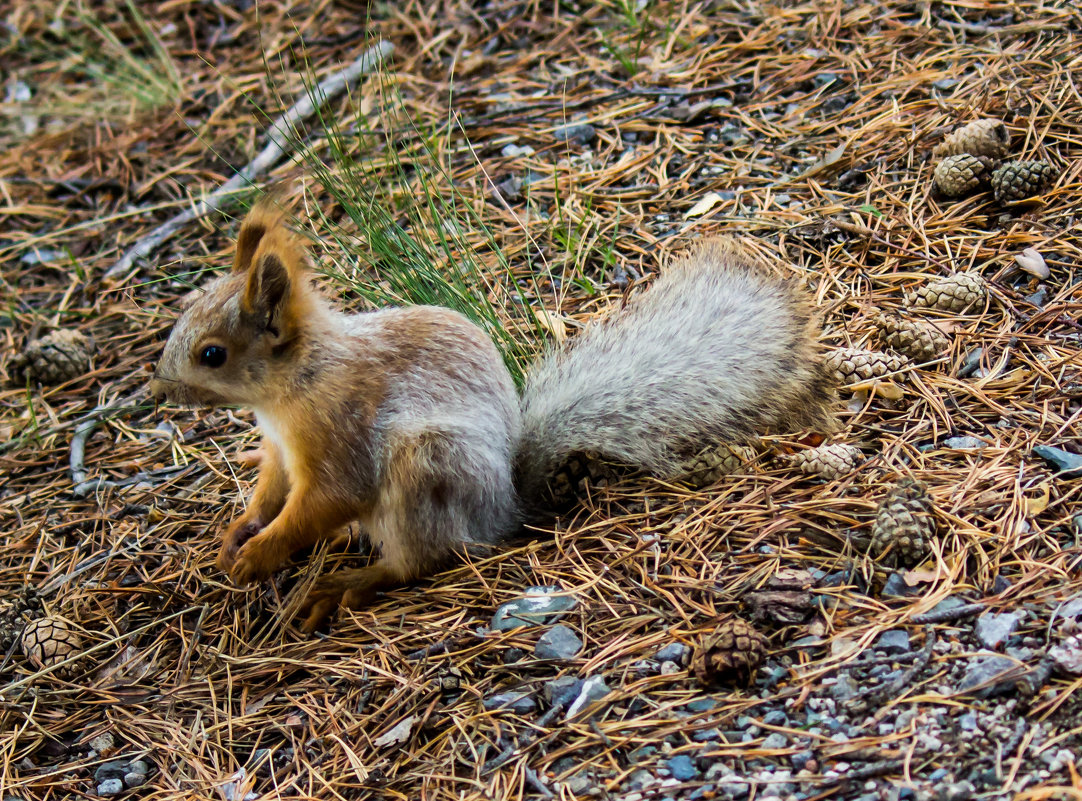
(514, 238), (836, 508)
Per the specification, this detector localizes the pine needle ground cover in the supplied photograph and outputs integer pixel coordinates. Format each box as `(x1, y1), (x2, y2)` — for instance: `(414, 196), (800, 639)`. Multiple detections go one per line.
(2, 1), (1081, 799)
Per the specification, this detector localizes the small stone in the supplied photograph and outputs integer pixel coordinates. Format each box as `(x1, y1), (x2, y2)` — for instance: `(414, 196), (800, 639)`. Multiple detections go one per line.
(762, 732), (788, 749)
(654, 643), (689, 664)
(685, 698), (718, 713)
(975, 612), (1022, 650)
(127, 760), (149, 776)
(762, 710), (788, 726)
(554, 122), (596, 145)
(96, 779), (124, 797)
(491, 586), (577, 630)
(94, 760), (130, 784)
(937, 781), (975, 801)
(791, 751), (815, 771)
(566, 675), (611, 719)
(483, 691), (536, 714)
(665, 755), (698, 781)
(882, 572), (924, 598)
(1033, 445), (1082, 477)
(958, 654), (1020, 697)
(829, 674), (859, 702)
(876, 629), (910, 653)
(123, 772), (147, 788)
(89, 733), (115, 754)
(943, 436), (987, 450)
(545, 676), (583, 707)
(534, 625), (583, 660)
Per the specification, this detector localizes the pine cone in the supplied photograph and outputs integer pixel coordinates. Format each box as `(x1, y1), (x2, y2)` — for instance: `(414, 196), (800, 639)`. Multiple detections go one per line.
(674, 443), (755, 487)
(691, 618), (767, 685)
(991, 160), (1054, 202)
(870, 479), (936, 566)
(0, 586), (43, 657)
(8, 330), (93, 385)
(874, 312), (951, 362)
(546, 451), (630, 507)
(21, 617), (83, 677)
(781, 443), (863, 479)
(933, 154), (994, 197)
(905, 272), (987, 313)
(824, 348), (910, 386)
(932, 119), (1011, 160)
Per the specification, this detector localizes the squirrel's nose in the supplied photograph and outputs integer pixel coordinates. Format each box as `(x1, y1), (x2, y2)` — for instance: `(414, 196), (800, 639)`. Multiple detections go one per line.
(147, 374), (167, 403)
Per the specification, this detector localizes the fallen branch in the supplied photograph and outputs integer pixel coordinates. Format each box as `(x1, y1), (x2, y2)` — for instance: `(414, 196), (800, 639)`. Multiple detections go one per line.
(103, 40), (394, 283)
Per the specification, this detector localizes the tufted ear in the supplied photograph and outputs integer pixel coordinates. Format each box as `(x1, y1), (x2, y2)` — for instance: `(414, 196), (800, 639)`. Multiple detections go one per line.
(232, 198), (285, 274)
(243, 251), (292, 336)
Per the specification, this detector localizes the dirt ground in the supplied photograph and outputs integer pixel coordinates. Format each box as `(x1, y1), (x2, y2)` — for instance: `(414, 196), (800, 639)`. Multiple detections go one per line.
(2, 1), (1082, 799)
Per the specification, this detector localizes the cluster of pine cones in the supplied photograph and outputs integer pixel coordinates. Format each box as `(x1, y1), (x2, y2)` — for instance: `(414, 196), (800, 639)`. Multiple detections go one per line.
(931, 118), (1054, 202)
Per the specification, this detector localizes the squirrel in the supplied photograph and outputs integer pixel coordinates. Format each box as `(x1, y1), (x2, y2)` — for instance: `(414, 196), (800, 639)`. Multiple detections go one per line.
(149, 198), (835, 632)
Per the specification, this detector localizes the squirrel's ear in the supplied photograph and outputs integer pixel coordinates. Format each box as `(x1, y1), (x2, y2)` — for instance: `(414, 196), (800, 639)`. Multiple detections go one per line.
(233, 200), (284, 274)
(243, 252), (292, 334)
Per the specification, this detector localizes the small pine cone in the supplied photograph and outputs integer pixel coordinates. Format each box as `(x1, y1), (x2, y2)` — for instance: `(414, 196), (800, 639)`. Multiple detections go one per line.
(546, 451), (630, 507)
(991, 160), (1054, 202)
(0, 586), (43, 654)
(932, 119), (1011, 161)
(21, 617), (83, 677)
(905, 272), (987, 313)
(691, 618), (767, 685)
(824, 348), (910, 386)
(8, 330), (93, 385)
(933, 154), (995, 197)
(781, 443), (863, 479)
(870, 479), (936, 566)
(674, 443), (755, 487)
(874, 312), (951, 362)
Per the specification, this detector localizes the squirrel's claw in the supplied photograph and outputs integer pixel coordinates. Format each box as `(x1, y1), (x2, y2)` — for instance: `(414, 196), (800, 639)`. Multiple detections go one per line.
(229, 533), (282, 585)
(217, 517), (264, 573)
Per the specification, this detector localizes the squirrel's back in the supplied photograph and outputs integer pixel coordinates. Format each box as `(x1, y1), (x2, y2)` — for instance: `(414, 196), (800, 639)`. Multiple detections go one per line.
(515, 238), (835, 505)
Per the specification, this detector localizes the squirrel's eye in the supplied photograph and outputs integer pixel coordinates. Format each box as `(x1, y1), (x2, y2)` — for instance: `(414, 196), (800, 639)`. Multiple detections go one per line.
(199, 345), (227, 368)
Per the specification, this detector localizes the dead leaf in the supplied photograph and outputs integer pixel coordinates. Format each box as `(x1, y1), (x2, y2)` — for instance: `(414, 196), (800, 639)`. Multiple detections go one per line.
(1015, 247), (1050, 279)
(903, 569), (939, 586)
(533, 308), (567, 343)
(801, 142), (847, 178)
(684, 191), (724, 219)
(374, 715), (415, 748)
(1026, 484), (1051, 516)
(872, 380), (905, 401)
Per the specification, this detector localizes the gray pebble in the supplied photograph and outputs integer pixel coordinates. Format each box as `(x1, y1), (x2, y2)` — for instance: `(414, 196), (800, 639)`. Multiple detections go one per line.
(123, 772), (147, 788)
(975, 612), (1022, 650)
(96, 779), (124, 797)
(762, 732), (788, 749)
(545, 676), (583, 707)
(1033, 445), (1082, 477)
(944, 436), (987, 450)
(654, 643), (688, 664)
(876, 629), (911, 654)
(762, 710), (788, 726)
(958, 654), (1019, 697)
(553, 123), (596, 145)
(883, 572), (924, 598)
(491, 586), (577, 630)
(665, 755), (698, 781)
(566, 675), (610, 719)
(483, 691), (536, 714)
(534, 625), (583, 660)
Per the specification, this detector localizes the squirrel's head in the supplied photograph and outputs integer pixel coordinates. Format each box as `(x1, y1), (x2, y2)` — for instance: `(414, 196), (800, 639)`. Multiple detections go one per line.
(149, 200), (311, 408)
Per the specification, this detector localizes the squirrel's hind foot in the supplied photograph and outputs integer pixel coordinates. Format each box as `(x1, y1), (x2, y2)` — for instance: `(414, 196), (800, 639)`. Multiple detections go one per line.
(298, 562), (401, 633)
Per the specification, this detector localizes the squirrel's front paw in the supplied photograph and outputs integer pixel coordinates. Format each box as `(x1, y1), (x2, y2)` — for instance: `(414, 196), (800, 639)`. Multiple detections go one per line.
(229, 533), (284, 585)
(217, 517), (264, 572)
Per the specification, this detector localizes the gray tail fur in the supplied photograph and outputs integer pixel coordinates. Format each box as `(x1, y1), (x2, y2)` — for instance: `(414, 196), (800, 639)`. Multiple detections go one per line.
(514, 238), (836, 509)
